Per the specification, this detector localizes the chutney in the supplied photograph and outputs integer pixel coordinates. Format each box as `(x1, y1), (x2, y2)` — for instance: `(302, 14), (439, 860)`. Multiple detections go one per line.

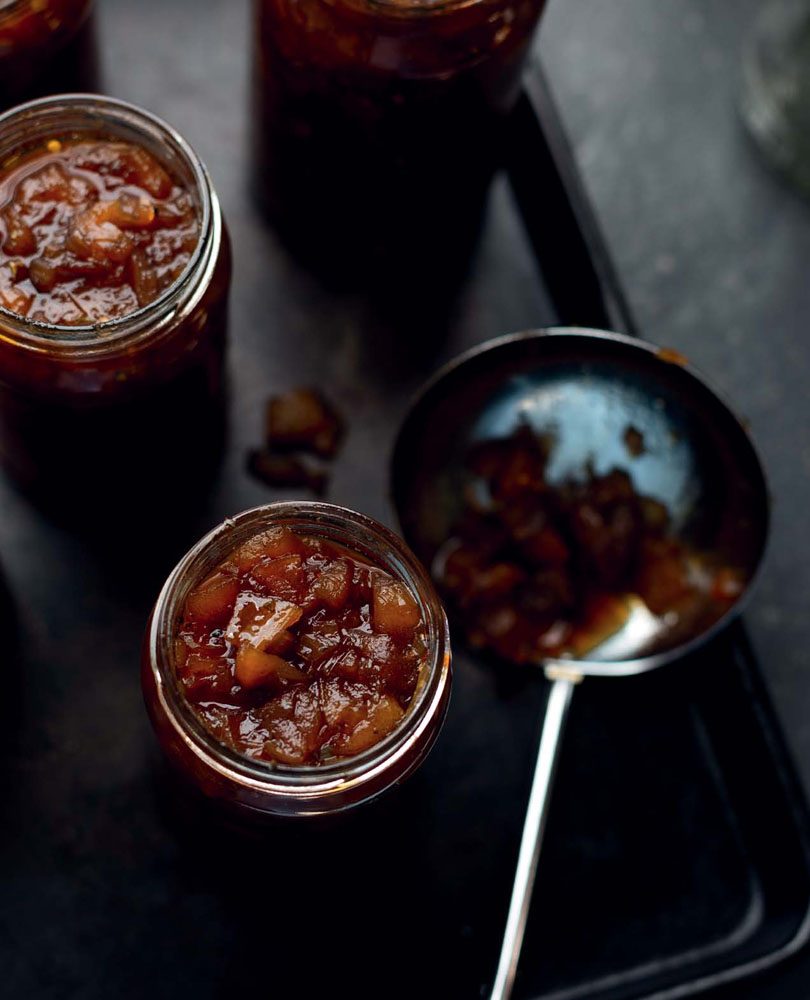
(0, 137), (199, 326)
(175, 526), (427, 765)
(0, 96), (230, 504)
(437, 424), (747, 664)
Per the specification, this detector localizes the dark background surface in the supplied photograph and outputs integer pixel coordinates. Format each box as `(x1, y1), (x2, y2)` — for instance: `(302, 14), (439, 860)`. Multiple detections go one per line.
(1, 1), (809, 998)
(540, 4), (810, 997)
(540, 0), (810, 782)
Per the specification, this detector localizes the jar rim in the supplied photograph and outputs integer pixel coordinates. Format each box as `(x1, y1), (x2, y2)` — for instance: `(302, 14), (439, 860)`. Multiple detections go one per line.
(0, 93), (214, 352)
(344, 0), (495, 17)
(0, 0), (91, 16)
(147, 502), (452, 800)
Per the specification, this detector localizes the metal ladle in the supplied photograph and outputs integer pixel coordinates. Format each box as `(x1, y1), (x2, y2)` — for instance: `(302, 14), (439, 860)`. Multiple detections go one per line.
(391, 328), (769, 1000)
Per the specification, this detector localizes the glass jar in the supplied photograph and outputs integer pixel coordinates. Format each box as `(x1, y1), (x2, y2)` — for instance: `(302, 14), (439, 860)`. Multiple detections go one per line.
(252, 0), (547, 281)
(142, 502), (452, 819)
(0, 94), (231, 509)
(741, 0), (810, 197)
(0, 1), (98, 110)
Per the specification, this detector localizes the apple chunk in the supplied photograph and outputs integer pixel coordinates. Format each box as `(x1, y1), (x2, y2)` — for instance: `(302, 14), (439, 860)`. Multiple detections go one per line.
(309, 558), (352, 610)
(335, 695), (405, 755)
(185, 571), (239, 625)
(371, 576), (421, 638)
(226, 595), (304, 652)
(235, 647), (306, 690)
(228, 527), (305, 573)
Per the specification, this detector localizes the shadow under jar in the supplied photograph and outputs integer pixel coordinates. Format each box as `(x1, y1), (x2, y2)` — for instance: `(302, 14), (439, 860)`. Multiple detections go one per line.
(142, 502), (452, 820)
(0, 94), (231, 516)
(0, 1), (98, 110)
(252, 0), (547, 285)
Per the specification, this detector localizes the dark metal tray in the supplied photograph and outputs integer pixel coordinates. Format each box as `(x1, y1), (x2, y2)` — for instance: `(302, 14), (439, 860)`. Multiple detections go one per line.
(1, 2), (809, 997)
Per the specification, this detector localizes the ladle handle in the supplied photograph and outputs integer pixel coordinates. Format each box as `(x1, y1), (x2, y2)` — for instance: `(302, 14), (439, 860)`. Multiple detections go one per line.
(489, 672), (580, 1000)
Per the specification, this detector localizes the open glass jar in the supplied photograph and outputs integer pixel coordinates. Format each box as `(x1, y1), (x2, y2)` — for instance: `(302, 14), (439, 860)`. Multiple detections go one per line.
(142, 502), (452, 819)
(252, 0), (547, 279)
(0, 1), (98, 109)
(0, 94), (231, 505)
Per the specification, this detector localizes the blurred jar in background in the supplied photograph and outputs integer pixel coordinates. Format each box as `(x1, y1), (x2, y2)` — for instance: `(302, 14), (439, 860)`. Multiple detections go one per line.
(741, 0), (810, 197)
(252, 0), (547, 284)
(0, 0), (98, 109)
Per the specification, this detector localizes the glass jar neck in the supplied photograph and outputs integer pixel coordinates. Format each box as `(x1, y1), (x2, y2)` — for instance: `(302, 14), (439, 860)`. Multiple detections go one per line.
(0, 93), (218, 359)
(0, 0), (91, 13)
(148, 502), (451, 805)
(337, 0), (496, 18)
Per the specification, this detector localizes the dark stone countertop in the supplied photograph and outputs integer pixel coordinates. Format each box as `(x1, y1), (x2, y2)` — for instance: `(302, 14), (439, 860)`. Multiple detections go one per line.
(540, 3), (810, 996)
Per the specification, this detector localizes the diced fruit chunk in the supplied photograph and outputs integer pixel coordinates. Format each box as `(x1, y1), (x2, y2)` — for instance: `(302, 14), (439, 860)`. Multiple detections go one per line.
(18, 163), (72, 204)
(180, 654), (232, 698)
(229, 528), (305, 573)
(66, 195), (156, 265)
(265, 387), (344, 458)
(235, 647), (306, 690)
(333, 695), (404, 755)
(372, 576), (420, 638)
(296, 623), (342, 666)
(0, 281), (32, 314)
(251, 554), (305, 602)
(1, 206), (35, 255)
(259, 686), (323, 765)
(71, 142), (173, 198)
(319, 678), (368, 730)
(225, 596), (303, 651)
(185, 571), (239, 625)
(66, 205), (135, 265)
(308, 558), (351, 609)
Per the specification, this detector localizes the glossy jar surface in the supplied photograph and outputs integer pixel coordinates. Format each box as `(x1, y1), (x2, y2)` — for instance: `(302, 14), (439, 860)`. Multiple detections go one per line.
(252, 0), (546, 279)
(0, 94), (231, 506)
(143, 503), (452, 819)
(0, 1), (98, 109)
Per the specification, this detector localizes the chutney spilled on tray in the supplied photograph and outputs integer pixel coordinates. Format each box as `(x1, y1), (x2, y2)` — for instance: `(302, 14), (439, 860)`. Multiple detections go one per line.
(175, 525), (427, 765)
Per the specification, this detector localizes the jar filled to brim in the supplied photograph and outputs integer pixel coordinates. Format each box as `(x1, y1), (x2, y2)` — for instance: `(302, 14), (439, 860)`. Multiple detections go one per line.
(143, 502), (452, 819)
(0, 93), (231, 515)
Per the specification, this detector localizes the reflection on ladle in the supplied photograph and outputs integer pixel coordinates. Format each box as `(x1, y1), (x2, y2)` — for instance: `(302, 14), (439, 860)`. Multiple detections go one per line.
(391, 328), (769, 1000)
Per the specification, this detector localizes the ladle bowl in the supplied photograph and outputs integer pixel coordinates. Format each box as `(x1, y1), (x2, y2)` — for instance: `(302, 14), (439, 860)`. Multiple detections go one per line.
(391, 328), (769, 999)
